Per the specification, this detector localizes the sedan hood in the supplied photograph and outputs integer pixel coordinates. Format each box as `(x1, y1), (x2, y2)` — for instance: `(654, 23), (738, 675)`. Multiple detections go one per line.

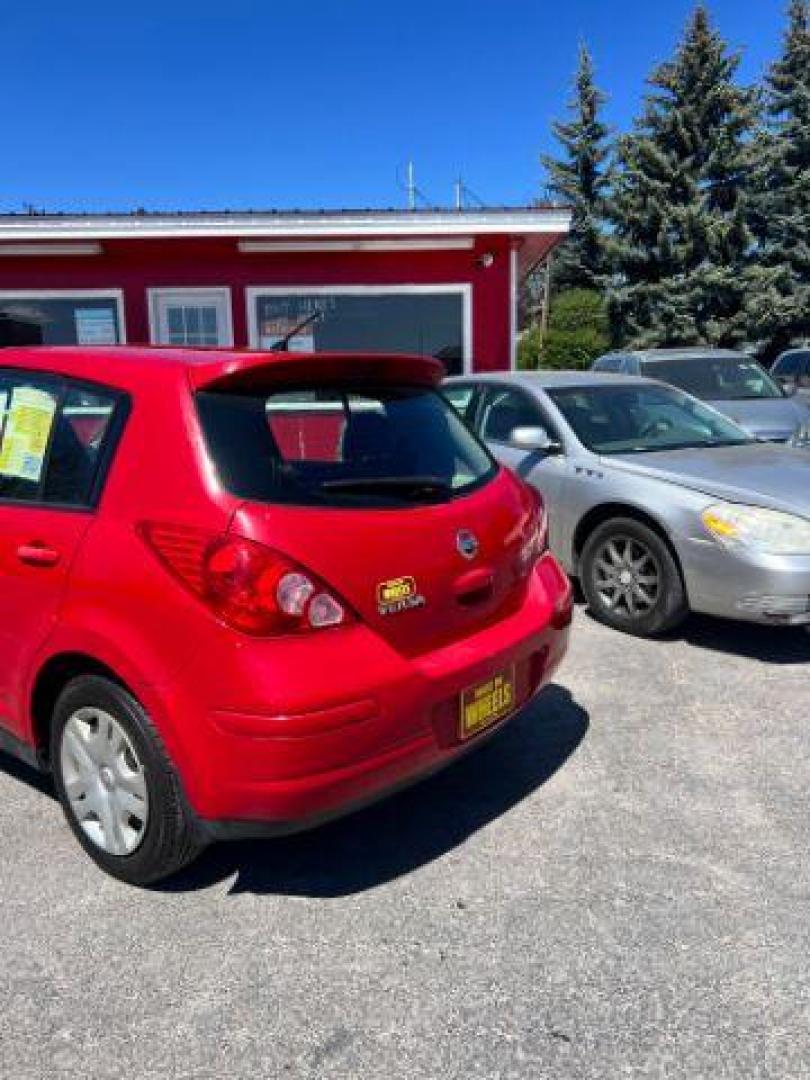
(608, 443), (810, 518)
(707, 396), (809, 441)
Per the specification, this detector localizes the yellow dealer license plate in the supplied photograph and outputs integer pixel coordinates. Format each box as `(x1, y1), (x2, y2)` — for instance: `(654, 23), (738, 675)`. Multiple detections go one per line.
(459, 668), (515, 740)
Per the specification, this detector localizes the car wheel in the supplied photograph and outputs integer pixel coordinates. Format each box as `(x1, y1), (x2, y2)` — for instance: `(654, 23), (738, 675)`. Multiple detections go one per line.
(580, 518), (688, 637)
(51, 675), (204, 886)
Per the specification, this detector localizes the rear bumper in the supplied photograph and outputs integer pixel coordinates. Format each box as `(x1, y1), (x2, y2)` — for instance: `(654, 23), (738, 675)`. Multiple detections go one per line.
(197, 714), (511, 842)
(175, 554), (572, 828)
(681, 539), (810, 626)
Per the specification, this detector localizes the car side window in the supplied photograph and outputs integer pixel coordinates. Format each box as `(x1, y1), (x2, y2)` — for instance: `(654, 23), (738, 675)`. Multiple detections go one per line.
(44, 386), (119, 505)
(0, 375), (62, 502)
(596, 354), (631, 374)
(593, 355), (618, 373)
(774, 354), (800, 377)
(479, 387), (542, 443)
(529, 397), (563, 444)
(0, 372), (120, 507)
(442, 384), (477, 423)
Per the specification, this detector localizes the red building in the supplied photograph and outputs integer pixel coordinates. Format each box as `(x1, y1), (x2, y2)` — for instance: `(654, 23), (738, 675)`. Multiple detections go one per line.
(0, 207), (569, 373)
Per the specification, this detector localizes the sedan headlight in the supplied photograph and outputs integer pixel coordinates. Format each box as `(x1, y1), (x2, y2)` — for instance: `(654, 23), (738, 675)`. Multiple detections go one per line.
(789, 419), (810, 448)
(702, 503), (810, 555)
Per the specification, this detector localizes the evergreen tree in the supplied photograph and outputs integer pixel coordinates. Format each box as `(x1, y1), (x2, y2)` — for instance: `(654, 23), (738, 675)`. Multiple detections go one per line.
(541, 44), (610, 291)
(609, 7), (759, 347)
(748, 0), (810, 355)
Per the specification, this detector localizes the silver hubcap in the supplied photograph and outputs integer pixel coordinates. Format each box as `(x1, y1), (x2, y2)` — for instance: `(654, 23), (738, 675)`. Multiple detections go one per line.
(60, 708), (149, 857)
(593, 535), (661, 618)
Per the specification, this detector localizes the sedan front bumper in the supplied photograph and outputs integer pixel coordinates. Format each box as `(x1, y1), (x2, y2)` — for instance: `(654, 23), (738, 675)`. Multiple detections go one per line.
(680, 538), (810, 626)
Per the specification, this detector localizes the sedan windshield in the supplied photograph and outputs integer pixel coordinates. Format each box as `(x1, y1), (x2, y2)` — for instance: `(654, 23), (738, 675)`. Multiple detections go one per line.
(640, 356), (783, 400)
(547, 384), (754, 455)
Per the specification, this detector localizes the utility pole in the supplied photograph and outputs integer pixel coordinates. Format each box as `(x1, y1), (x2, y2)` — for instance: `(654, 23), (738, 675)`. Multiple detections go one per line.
(538, 252), (553, 346)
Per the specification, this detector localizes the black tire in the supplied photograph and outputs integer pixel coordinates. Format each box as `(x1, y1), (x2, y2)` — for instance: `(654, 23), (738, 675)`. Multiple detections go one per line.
(51, 675), (205, 886)
(580, 517), (688, 637)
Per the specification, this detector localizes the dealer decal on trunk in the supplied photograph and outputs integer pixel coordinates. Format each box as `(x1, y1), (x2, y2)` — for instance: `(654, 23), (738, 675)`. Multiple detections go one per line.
(377, 576), (426, 616)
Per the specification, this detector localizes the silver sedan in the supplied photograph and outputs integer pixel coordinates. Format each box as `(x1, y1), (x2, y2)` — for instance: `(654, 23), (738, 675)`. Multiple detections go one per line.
(444, 372), (810, 637)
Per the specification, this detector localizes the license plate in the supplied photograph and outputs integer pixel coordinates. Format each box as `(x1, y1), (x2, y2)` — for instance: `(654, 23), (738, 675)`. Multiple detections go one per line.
(459, 668), (516, 740)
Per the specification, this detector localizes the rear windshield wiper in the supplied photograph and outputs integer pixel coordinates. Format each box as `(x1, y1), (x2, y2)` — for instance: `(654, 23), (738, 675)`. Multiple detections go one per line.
(321, 475), (453, 498)
(269, 310), (322, 351)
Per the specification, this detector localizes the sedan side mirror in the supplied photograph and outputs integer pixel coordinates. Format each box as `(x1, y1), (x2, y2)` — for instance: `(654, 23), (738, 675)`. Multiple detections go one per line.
(509, 425), (562, 454)
(779, 378), (798, 397)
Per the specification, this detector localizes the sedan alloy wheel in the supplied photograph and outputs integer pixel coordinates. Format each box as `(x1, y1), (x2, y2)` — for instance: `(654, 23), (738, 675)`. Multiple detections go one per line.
(592, 534), (661, 618)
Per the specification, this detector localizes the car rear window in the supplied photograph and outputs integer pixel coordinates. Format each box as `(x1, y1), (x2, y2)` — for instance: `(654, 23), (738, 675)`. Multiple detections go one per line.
(195, 384), (497, 507)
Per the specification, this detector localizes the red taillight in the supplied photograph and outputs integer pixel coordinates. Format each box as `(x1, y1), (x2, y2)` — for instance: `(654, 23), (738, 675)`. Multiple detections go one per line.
(518, 490), (548, 575)
(535, 498), (549, 555)
(139, 523), (352, 635)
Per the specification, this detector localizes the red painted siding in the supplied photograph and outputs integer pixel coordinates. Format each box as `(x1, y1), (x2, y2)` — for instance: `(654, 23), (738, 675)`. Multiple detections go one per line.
(0, 234), (514, 370)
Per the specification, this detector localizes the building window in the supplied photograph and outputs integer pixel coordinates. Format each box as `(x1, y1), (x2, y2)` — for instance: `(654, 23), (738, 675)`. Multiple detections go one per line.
(148, 288), (233, 347)
(247, 287), (470, 375)
(0, 292), (124, 347)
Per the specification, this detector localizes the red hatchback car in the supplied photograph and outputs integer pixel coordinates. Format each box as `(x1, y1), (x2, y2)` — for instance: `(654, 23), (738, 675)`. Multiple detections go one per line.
(0, 346), (572, 884)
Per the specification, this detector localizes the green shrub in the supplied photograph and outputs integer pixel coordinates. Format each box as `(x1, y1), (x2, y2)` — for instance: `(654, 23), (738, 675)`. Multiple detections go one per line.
(542, 325), (610, 369)
(518, 288), (609, 371)
(517, 325), (543, 370)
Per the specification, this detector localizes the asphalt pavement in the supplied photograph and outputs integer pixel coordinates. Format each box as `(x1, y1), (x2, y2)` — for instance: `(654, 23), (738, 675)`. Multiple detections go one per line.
(1, 609), (808, 1079)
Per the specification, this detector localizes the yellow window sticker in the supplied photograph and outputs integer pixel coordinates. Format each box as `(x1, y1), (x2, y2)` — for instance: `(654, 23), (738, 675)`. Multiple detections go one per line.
(0, 387), (58, 482)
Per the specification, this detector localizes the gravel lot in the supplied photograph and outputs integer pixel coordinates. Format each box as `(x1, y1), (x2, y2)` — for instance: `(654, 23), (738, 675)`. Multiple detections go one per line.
(1, 609), (808, 1079)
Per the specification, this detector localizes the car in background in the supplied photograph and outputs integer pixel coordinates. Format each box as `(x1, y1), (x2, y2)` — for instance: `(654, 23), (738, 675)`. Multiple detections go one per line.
(772, 347), (810, 402)
(591, 347), (810, 446)
(0, 346), (572, 885)
(444, 372), (810, 638)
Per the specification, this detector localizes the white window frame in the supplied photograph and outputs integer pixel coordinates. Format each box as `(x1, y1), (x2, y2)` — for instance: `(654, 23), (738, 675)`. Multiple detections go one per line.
(245, 284), (473, 373)
(147, 287), (234, 347)
(0, 288), (127, 343)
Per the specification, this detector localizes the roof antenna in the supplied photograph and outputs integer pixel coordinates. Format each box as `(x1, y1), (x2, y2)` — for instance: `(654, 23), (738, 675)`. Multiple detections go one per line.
(396, 162), (433, 210)
(407, 161), (417, 210)
(454, 179), (486, 209)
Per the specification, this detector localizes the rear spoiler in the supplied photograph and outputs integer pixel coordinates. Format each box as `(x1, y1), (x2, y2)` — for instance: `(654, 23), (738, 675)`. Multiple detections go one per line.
(188, 351), (444, 392)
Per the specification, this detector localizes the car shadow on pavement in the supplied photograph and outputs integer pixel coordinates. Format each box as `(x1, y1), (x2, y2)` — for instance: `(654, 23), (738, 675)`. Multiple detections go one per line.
(0, 750), (54, 798)
(679, 614), (810, 664)
(578, 598), (810, 664)
(158, 683), (589, 898)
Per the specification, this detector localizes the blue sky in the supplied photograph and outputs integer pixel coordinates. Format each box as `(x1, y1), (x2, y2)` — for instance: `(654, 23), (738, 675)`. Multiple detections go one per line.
(0, 0), (790, 213)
